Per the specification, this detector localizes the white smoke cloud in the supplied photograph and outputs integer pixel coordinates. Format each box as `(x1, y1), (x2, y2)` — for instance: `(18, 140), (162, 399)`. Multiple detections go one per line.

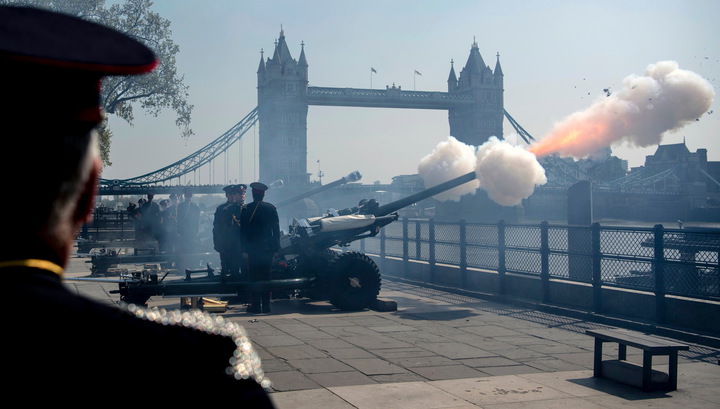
(418, 136), (547, 206)
(476, 137), (547, 206)
(418, 136), (479, 202)
(530, 61), (715, 158)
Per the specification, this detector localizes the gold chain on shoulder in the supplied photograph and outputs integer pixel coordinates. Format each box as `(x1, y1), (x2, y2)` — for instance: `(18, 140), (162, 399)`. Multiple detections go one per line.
(0, 259), (64, 277)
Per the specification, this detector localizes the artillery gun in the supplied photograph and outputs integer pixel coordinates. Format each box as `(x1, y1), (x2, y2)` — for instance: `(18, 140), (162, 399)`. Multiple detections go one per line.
(276, 170), (362, 208)
(113, 171), (477, 311)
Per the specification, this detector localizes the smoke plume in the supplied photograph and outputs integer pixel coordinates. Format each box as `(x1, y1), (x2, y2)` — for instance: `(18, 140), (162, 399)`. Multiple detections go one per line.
(418, 136), (547, 206)
(529, 61), (715, 158)
(418, 136), (479, 201)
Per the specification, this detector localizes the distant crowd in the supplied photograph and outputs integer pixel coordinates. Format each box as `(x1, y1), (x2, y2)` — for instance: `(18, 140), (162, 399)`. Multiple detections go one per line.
(127, 191), (200, 254)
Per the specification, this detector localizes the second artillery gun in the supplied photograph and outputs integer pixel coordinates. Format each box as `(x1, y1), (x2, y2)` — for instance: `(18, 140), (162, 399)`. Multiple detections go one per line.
(87, 172), (361, 275)
(114, 171), (478, 311)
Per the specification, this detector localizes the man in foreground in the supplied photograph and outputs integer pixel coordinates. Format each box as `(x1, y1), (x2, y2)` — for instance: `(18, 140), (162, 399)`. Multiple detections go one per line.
(1, 6), (273, 404)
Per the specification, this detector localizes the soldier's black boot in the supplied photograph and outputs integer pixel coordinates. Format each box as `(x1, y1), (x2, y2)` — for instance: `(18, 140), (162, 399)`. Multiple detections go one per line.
(246, 294), (261, 313)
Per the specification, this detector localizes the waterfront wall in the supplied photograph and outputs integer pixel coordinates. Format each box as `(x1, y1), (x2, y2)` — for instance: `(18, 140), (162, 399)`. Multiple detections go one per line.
(346, 219), (720, 337)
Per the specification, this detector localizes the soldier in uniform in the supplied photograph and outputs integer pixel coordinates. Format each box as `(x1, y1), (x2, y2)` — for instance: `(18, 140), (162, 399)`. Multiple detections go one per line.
(0, 6), (273, 405)
(241, 182), (281, 313)
(138, 192), (161, 242)
(213, 184), (247, 280)
(177, 188), (201, 254)
(159, 192), (180, 253)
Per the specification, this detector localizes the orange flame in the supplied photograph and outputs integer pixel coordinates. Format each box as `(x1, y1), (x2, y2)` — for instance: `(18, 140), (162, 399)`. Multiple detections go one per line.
(529, 118), (611, 158)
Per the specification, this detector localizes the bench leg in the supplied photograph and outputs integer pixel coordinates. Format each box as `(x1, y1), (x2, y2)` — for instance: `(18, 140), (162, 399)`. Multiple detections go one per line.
(668, 351), (679, 391)
(642, 351), (653, 392)
(593, 338), (603, 378)
(618, 343), (627, 361)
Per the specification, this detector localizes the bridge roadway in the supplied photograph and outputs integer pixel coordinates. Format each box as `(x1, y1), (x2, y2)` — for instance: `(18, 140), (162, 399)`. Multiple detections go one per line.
(307, 86), (473, 110)
(63, 254), (720, 408)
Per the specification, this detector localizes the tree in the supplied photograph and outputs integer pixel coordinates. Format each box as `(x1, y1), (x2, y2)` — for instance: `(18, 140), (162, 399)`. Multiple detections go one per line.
(0, 0), (193, 166)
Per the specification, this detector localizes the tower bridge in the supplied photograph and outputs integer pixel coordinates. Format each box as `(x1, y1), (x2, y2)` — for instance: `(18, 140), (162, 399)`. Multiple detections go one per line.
(101, 29), (506, 194)
(99, 28), (699, 219)
(256, 28), (504, 186)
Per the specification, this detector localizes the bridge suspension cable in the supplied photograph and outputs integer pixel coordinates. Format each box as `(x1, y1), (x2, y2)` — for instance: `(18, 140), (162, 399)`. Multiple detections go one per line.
(101, 107), (258, 187)
(503, 109), (535, 144)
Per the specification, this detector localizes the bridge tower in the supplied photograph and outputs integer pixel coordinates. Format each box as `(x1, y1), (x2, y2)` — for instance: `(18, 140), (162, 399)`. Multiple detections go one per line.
(257, 28), (310, 185)
(447, 40), (504, 146)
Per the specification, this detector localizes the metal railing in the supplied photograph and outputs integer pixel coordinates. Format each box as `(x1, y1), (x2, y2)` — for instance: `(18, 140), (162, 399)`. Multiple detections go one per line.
(346, 219), (720, 313)
(80, 208), (135, 241)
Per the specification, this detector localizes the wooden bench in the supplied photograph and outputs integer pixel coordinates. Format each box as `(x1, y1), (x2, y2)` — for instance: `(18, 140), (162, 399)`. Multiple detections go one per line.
(586, 328), (689, 392)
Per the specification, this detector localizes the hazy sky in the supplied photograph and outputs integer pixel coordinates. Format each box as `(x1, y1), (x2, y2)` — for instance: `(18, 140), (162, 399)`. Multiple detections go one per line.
(102, 0), (720, 186)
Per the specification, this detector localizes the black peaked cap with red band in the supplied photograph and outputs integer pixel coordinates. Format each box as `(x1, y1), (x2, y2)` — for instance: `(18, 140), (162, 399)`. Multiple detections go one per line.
(0, 6), (158, 124)
(250, 182), (269, 195)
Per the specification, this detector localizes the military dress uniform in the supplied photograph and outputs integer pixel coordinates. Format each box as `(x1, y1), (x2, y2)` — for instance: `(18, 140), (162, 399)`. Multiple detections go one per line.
(0, 6), (273, 405)
(138, 195), (161, 241)
(6, 263), (273, 403)
(157, 194), (179, 253)
(213, 184), (246, 280)
(240, 182), (281, 313)
(176, 191), (201, 254)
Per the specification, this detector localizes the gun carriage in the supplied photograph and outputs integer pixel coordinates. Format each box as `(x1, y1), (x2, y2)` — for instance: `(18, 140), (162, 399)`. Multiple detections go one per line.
(113, 171), (478, 311)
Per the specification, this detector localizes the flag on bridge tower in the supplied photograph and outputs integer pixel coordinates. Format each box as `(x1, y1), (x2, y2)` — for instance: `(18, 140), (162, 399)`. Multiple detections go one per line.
(371, 67), (377, 73)
(413, 70), (422, 90)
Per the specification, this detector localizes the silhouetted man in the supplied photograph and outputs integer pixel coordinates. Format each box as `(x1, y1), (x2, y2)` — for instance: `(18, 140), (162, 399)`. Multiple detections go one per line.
(177, 189), (200, 254)
(138, 192), (160, 242)
(213, 184), (247, 280)
(241, 182), (280, 313)
(0, 6), (273, 405)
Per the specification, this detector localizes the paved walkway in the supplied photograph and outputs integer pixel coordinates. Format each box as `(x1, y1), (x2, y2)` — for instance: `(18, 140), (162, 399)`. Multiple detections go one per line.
(64, 255), (720, 408)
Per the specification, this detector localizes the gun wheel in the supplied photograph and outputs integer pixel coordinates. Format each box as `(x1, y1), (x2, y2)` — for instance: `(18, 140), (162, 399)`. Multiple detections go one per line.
(328, 252), (380, 311)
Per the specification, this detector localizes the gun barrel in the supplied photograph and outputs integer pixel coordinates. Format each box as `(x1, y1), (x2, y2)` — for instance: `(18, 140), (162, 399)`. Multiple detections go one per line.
(372, 171), (477, 217)
(276, 171), (362, 208)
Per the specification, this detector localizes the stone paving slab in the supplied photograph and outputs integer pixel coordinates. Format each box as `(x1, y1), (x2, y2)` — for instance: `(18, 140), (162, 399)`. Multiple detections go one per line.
(285, 357), (356, 374)
(409, 364), (488, 380)
(62, 254), (720, 408)
(305, 370), (377, 388)
(330, 380), (475, 409)
(430, 374), (576, 406)
(270, 365), (720, 409)
(266, 344), (327, 360)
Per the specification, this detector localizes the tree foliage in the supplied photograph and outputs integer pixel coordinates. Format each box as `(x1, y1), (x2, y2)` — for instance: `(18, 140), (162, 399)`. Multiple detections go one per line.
(0, 0), (193, 166)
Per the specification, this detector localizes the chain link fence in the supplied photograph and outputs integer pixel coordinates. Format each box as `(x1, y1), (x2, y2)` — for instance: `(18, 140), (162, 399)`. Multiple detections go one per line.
(345, 219), (719, 303)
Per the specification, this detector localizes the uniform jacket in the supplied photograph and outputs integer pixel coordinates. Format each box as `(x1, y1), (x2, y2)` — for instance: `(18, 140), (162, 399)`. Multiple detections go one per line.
(213, 201), (243, 253)
(6, 266), (274, 406)
(177, 200), (200, 237)
(240, 200), (280, 253)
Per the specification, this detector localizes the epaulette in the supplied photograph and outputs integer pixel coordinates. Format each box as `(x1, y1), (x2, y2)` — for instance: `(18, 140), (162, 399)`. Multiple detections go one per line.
(122, 303), (271, 388)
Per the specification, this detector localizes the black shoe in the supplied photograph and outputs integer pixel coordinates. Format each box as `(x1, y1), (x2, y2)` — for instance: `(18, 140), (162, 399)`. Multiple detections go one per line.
(246, 305), (261, 314)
